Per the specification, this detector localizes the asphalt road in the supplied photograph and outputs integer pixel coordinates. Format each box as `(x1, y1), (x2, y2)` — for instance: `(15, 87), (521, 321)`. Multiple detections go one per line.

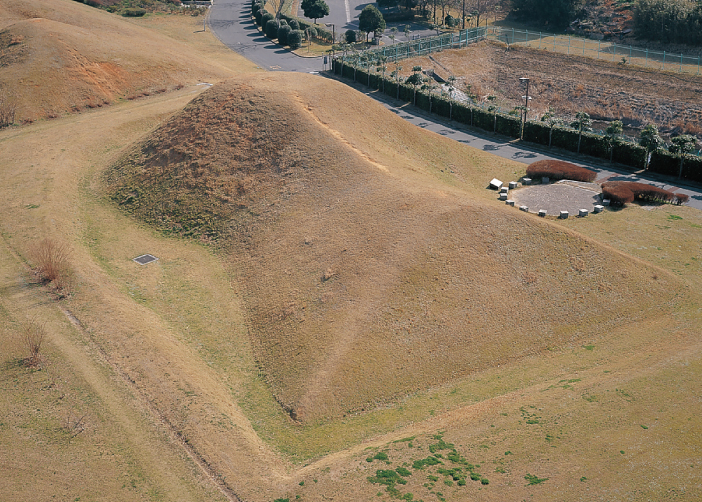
(207, 3), (702, 209)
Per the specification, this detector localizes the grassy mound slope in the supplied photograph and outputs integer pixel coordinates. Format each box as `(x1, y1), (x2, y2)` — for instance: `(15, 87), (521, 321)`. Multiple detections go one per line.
(109, 73), (684, 423)
(0, 0), (232, 122)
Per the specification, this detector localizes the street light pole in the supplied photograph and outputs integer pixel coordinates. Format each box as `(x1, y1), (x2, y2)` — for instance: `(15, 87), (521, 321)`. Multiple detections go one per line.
(519, 76), (530, 139)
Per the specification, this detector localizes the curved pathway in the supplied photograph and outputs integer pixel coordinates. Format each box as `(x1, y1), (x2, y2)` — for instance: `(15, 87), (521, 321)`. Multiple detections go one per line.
(208, 4), (702, 209)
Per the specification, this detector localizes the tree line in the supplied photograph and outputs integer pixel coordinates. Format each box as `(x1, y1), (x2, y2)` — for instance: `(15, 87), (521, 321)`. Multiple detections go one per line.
(633, 0), (702, 45)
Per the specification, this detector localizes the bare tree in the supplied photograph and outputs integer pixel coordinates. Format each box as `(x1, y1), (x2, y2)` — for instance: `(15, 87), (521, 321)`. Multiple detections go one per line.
(467, 0), (498, 27)
(0, 91), (17, 128)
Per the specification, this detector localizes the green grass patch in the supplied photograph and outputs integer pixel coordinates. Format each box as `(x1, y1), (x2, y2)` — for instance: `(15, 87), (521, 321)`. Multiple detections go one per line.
(525, 473), (549, 485)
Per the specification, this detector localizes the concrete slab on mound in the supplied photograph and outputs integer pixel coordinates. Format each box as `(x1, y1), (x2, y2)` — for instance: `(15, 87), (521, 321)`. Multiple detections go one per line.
(511, 181), (602, 216)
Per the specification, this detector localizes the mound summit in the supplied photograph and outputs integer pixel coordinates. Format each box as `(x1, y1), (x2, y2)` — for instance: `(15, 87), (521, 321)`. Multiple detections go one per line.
(110, 73), (682, 423)
(0, 0), (232, 122)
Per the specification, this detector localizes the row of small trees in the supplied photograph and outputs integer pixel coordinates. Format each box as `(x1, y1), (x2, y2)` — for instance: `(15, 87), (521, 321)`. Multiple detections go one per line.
(252, 0), (329, 49)
(332, 56), (702, 180)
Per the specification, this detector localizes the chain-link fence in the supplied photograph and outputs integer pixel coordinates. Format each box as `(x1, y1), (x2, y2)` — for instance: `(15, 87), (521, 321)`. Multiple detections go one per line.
(489, 27), (702, 76)
(356, 27), (487, 64)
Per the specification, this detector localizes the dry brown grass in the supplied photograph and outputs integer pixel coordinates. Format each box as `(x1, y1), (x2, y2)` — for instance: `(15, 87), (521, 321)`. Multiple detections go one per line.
(109, 72), (686, 425)
(395, 41), (702, 135)
(0, 0), (240, 123)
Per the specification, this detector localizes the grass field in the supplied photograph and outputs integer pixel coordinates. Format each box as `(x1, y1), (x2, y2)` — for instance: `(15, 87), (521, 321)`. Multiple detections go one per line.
(1, 1), (701, 501)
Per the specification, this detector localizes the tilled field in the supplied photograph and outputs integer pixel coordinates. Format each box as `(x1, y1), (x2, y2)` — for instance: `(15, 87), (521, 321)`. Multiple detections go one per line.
(397, 41), (702, 138)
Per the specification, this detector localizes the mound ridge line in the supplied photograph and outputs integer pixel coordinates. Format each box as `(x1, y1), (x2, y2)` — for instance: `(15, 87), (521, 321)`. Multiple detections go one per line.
(109, 72), (685, 425)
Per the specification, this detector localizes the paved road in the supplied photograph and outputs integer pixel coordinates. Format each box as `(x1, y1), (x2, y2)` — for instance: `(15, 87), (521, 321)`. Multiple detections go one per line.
(207, 3), (702, 209)
(209, 0), (324, 71)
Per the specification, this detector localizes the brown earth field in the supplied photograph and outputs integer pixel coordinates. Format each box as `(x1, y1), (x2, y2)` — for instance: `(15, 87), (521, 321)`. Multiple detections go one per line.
(1, 2), (702, 502)
(396, 40), (702, 137)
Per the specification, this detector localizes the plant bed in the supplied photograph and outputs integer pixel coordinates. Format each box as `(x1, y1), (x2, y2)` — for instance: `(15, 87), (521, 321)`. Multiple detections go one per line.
(601, 181), (689, 207)
(526, 160), (597, 183)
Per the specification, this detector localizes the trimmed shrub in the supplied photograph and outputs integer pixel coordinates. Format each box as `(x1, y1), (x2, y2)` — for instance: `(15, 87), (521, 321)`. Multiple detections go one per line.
(122, 7), (146, 16)
(682, 155), (702, 183)
(255, 9), (264, 25)
(495, 114), (521, 139)
(433, 95), (451, 119)
(612, 142), (647, 169)
(383, 11), (415, 22)
(252, 2), (262, 15)
(649, 150), (680, 177)
(601, 181), (683, 206)
(279, 14), (333, 40)
(472, 108), (494, 132)
(345, 29), (357, 43)
(260, 11), (274, 27)
(289, 19), (300, 30)
(523, 121), (551, 146)
(288, 30), (304, 49)
(526, 160), (597, 182)
(451, 102), (472, 125)
(278, 24), (292, 45)
(265, 19), (280, 38)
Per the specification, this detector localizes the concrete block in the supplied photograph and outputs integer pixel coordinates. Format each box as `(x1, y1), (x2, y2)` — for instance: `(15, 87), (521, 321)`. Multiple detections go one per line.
(560, 210), (569, 219)
(602, 199), (610, 206)
(500, 186), (509, 194)
(499, 193), (508, 200)
(542, 177), (550, 184)
(506, 199), (515, 206)
(538, 209), (547, 217)
(579, 209), (589, 217)
(593, 205), (604, 213)
(490, 178), (503, 190)
(509, 181), (518, 189)
(520, 205), (529, 212)
(523, 178), (532, 185)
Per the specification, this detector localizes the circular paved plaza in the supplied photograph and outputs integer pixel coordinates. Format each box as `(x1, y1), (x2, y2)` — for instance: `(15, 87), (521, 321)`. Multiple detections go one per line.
(511, 181), (603, 217)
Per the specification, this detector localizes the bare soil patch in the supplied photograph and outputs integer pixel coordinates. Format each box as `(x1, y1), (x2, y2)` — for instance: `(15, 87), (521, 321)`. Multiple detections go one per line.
(396, 40), (702, 137)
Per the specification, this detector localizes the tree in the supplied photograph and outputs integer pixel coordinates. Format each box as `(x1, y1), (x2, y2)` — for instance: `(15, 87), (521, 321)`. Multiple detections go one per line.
(669, 134), (698, 178)
(404, 24), (411, 41)
(447, 75), (456, 120)
(392, 64), (403, 99)
(468, 0), (498, 28)
(570, 111), (591, 153)
(604, 120), (623, 163)
(266, 0), (287, 20)
(301, 0), (329, 24)
(345, 29), (357, 43)
(639, 123), (664, 169)
(406, 66), (425, 105)
(540, 107), (562, 148)
(510, 0), (583, 28)
(389, 26), (398, 44)
(359, 5), (386, 42)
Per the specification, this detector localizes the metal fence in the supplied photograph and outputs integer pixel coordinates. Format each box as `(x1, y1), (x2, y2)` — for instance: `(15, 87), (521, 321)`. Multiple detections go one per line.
(359, 27), (487, 64)
(489, 27), (702, 76)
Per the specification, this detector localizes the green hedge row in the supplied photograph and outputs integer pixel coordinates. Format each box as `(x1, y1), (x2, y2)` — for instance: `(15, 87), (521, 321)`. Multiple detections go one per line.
(331, 59), (702, 182)
(279, 13), (333, 41)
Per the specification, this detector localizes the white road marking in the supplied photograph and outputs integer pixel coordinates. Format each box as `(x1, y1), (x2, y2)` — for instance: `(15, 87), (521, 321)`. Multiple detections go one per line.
(345, 0), (351, 23)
